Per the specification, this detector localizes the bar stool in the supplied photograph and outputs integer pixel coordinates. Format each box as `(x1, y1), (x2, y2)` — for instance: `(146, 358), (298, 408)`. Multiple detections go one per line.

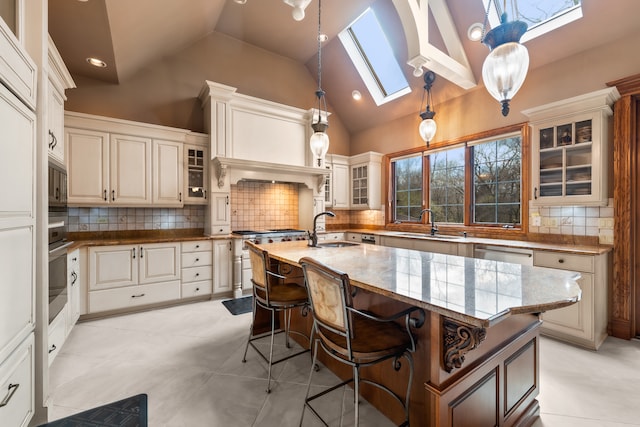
(298, 256), (424, 427)
(242, 241), (310, 393)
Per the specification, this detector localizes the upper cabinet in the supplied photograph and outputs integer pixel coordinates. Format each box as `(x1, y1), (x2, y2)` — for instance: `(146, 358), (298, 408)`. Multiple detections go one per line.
(65, 112), (204, 208)
(349, 152), (382, 210)
(524, 88), (620, 206)
(325, 154), (349, 209)
(47, 36), (75, 165)
(183, 133), (209, 205)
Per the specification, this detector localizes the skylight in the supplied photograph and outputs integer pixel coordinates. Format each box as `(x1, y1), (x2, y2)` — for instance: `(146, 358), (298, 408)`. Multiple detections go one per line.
(339, 8), (410, 106)
(484, 0), (583, 43)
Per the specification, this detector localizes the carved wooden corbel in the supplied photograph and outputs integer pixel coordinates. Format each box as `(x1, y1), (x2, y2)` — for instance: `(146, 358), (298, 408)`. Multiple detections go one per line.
(443, 318), (487, 372)
(316, 174), (325, 193)
(216, 163), (227, 189)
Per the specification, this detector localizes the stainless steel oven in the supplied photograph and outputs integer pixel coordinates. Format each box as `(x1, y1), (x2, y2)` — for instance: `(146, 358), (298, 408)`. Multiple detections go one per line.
(48, 161), (72, 323)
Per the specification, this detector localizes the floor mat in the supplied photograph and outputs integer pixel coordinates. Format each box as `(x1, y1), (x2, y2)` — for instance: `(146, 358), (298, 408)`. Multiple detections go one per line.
(222, 296), (253, 315)
(40, 394), (148, 427)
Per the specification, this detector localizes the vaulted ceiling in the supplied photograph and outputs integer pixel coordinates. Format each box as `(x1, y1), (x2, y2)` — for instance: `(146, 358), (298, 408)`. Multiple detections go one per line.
(49, 0), (640, 134)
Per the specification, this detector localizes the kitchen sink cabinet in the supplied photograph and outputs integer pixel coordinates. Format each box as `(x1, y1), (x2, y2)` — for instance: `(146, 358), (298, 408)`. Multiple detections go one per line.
(534, 250), (609, 349)
(524, 88), (618, 206)
(88, 243), (181, 313)
(213, 239), (232, 295)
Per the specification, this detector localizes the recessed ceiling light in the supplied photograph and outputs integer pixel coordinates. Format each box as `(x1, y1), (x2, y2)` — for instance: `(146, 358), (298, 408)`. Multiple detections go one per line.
(352, 90), (362, 101)
(467, 22), (484, 41)
(234, 0), (247, 4)
(318, 33), (328, 43)
(86, 57), (107, 68)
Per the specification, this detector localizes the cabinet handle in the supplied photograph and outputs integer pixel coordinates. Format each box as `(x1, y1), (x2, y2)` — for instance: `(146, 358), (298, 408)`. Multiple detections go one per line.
(204, 190), (207, 200)
(131, 294), (145, 298)
(111, 190), (115, 201)
(534, 187), (538, 200)
(71, 271), (78, 286)
(52, 133), (57, 148)
(0, 383), (19, 408)
(179, 192), (182, 202)
(140, 247), (144, 258)
(133, 248), (136, 259)
(72, 257), (78, 262)
(225, 195), (229, 205)
(48, 130), (54, 148)
(104, 189), (107, 201)
(55, 188), (60, 201)
(48, 344), (57, 354)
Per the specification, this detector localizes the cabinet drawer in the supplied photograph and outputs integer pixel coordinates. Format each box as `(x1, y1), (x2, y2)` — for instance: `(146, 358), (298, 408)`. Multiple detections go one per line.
(533, 251), (594, 273)
(181, 241), (212, 253)
(181, 251), (212, 268)
(181, 266), (212, 283)
(0, 334), (34, 427)
(182, 280), (212, 298)
(88, 280), (180, 313)
(47, 310), (66, 366)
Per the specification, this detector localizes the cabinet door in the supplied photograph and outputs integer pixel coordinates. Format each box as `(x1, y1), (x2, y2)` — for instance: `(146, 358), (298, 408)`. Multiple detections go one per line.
(66, 128), (110, 204)
(138, 243), (181, 284)
(153, 139), (183, 206)
(351, 164), (368, 207)
(0, 83), (35, 216)
(0, 226), (34, 362)
(209, 192), (230, 235)
(110, 134), (152, 205)
(67, 249), (80, 333)
(332, 163), (349, 208)
(89, 245), (138, 290)
(184, 145), (208, 205)
(324, 164), (332, 207)
(541, 273), (593, 342)
(213, 240), (232, 294)
(47, 82), (65, 164)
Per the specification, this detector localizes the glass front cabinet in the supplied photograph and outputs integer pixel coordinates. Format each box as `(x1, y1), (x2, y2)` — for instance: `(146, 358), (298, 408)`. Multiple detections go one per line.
(525, 89), (619, 206)
(183, 133), (209, 205)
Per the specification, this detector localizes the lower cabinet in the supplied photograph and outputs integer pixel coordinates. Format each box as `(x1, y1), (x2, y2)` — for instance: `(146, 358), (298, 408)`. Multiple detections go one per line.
(66, 248), (80, 335)
(0, 333), (34, 427)
(88, 242), (181, 314)
(47, 310), (66, 366)
(213, 239), (232, 295)
(181, 240), (213, 298)
(534, 250), (609, 350)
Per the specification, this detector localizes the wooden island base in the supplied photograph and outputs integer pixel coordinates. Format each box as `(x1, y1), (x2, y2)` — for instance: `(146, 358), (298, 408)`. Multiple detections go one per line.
(276, 268), (542, 427)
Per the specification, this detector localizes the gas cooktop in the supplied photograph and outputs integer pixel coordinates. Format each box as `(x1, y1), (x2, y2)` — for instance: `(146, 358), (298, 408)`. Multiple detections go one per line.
(232, 229), (305, 236)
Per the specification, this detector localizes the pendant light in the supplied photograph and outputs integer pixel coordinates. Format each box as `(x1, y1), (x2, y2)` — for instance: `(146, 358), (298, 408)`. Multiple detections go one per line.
(481, 0), (529, 117)
(309, 0), (329, 166)
(418, 71), (437, 146)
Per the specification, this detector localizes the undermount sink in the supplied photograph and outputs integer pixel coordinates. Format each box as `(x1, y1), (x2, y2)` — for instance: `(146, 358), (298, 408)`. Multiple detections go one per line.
(315, 241), (360, 248)
(395, 233), (464, 240)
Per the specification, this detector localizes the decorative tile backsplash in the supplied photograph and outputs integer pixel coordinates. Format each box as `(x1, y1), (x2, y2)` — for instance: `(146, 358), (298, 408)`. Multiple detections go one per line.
(68, 206), (205, 232)
(528, 198), (614, 244)
(230, 181), (299, 230)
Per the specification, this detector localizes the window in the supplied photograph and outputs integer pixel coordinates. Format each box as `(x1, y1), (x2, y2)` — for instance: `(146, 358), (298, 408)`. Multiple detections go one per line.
(339, 8), (410, 106)
(430, 147), (465, 224)
(392, 155), (423, 222)
(389, 127), (525, 229)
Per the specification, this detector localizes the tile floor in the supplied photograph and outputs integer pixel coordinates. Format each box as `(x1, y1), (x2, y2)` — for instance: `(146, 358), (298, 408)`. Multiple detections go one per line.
(48, 299), (640, 426)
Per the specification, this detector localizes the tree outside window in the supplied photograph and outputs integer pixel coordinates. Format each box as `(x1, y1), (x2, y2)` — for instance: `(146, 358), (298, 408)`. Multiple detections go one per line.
(393, 155), (423, 222)
(430, 147), (465, 224)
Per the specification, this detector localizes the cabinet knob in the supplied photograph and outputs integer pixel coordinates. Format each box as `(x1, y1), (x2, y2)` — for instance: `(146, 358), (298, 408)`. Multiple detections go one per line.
(195, 273), (200, 277)
(195, 245), (200, 249)
(558, 259), (565, 264)
(195, 287), (200, 292)
(195, 258), (199, 262)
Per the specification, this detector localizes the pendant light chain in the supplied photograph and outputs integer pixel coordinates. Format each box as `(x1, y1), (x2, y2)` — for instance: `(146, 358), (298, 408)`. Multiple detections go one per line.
(317, 0), (322, 93)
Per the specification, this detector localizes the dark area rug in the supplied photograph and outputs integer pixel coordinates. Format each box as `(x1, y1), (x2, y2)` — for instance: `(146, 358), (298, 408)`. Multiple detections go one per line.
(40, 394), (147, 427)
(222, 296), (253, 315)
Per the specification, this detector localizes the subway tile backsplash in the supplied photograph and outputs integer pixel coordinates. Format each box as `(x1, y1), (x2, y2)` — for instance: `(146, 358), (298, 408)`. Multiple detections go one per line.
(68, 206), (205, 232)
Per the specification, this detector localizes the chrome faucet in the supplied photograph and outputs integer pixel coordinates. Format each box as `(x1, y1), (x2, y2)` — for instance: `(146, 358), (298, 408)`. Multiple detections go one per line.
(419, 208), (438, 236)
(308, 211), (336, 247)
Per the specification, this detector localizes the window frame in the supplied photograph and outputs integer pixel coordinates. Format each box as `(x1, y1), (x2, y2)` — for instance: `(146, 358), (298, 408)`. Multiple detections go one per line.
(385, 123), (530, 236)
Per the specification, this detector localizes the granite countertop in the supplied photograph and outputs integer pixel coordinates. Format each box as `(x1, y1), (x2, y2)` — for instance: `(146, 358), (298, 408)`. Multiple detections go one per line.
(260, 240), (582, 328)
(66, 229), (227, 250)
(327, 228), (612, 255)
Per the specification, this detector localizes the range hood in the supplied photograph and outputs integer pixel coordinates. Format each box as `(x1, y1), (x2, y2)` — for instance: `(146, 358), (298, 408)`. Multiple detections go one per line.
(212, 157), (328, 192)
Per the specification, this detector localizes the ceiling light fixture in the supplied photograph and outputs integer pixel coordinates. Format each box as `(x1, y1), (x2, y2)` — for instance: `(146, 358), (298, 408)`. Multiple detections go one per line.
(309, 0), (329, 166)
(467, 22), (484, 41)
(418, 71), (437, 146)
(283, 0), (312, 22)
(481, 0), (529, 116)
(86, 57), (107, 68)
(352, 90), (362, 101)
(233, 0), (247, 4)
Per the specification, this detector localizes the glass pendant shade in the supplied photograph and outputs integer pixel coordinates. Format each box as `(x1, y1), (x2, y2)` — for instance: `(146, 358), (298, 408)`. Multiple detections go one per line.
(309, 129), (329, 159)
(482, 42), (529, 116)
(419, 117), (437, 143)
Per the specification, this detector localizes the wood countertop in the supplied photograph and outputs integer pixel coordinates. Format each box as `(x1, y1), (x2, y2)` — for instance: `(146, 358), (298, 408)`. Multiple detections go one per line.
(259, 240), (582, 328)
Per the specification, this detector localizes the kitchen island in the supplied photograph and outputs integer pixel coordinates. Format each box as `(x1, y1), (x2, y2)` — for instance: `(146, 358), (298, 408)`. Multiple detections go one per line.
(257, 241), (582, 427)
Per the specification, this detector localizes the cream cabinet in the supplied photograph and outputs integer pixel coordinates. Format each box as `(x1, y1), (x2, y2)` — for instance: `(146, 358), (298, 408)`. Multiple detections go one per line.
(325, 155), (349, 209)
(524, 88), (619, 206)
(88, 243), (181, 313)
(65, 112), (190, 208)
(153, 139), (183, 206)
(47, 36), (74, 165)
(66, 248), (80, 335)
(209, 192), (231, 235)
(181, 240), (213, 298)
(350, 152), (382, 210)
(213, 239), (233, 294)
(0, 333), (34, 427)
(184, 133), (209, 205)
(534, 250), (609, 350)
